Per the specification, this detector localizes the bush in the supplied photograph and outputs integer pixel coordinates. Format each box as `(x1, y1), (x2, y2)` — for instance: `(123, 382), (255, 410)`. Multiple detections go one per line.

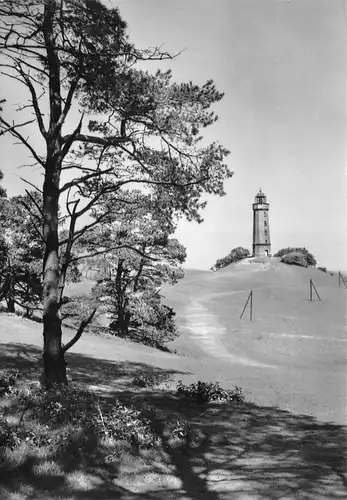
(0, 369), (18, 396)
(211, 247), (250, 271)
(0, 417), (21, 450)
(132, 372), (169, 388)
(280, 252), (308, 268)
(176, 380), (245, 404)
(318, 267), (327, 273)
(274, 247), (316, 267)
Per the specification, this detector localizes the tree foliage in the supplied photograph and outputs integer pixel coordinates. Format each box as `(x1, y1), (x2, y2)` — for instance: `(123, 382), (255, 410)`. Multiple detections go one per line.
(211, 247), (250, 271)
(274, 247), (316, 267)
(0, 192), (43, 315)
(0, 0), (231, 386)
(0, 169), (6, 199)
(71, 190), (186, 347)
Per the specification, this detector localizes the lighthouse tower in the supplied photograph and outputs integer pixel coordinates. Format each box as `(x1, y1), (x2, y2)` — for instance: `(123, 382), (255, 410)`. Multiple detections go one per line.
(252, 189), (271, 257)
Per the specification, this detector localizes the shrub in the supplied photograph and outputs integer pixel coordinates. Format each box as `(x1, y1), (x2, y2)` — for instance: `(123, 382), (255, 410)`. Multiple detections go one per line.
(280, 252), (308, 268)
(318, 267), (327, 273)
(211, 247), (250, 271)
(0, 369), (18, 396)
(0, 417), (22, 450)
(132, 372), (169, 388)
(176, 380), (245, 404)
(274, 247), (316, 267)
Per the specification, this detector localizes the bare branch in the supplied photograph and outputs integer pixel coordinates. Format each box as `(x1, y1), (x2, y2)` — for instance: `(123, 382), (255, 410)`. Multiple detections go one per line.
(59, 167), (113, 194)
(0, 118), (35, 137)
(20, 177), (43, 193)
(16, 62), (47, 138)
(74, 186), (113, 219)
(117, 176), (210, 190)
(12, 297), (43, 312)
(63, 133), (132, 147)
(71, 245), (158, 263)
(0, 116), (45, 165)
(20, 199), (45, 242)
(57, 77), (80, 129)
(24, 189), (44, 219)
(62, 308), (97, 353)
(60, 114), (84, 159)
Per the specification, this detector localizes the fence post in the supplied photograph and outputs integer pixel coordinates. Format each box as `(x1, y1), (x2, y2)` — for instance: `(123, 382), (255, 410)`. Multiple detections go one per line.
(250, 290), (253, 321)
(309, 279), (321, 301)
(339, 271), (347, 289)
(240, 290), (252, 320)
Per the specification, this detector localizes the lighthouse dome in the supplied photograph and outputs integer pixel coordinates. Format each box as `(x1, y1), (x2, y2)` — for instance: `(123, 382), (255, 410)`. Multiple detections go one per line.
(255, 188), (267, 203)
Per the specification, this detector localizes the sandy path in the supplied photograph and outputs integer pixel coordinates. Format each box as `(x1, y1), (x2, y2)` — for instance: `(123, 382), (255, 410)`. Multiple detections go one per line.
(182, 301), (277, 369)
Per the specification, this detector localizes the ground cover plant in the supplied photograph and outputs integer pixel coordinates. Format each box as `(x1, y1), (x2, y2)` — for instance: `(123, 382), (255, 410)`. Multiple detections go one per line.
(176, 380), (245, 404)
(0, 381), (162, 453)
(0, 369), (18, 397)
(0, 348), (346, 500)
(132, 372), (171, 388)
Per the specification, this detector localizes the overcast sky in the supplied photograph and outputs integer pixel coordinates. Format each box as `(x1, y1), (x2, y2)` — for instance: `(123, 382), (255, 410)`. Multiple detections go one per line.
(1, 0), (346, 270)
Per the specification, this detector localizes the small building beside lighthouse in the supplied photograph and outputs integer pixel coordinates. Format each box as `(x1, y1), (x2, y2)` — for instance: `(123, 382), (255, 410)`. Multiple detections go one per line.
(252, 189), (271, 257)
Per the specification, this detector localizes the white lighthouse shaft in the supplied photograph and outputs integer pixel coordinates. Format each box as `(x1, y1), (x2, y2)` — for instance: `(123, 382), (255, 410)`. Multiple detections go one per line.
(252, 189), (271, 257)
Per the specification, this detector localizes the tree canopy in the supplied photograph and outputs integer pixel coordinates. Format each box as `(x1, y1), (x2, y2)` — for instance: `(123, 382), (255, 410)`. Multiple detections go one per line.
(77, 190), (187, 346)
(0, 0), (232, 387)
(0, 192), (43, 314)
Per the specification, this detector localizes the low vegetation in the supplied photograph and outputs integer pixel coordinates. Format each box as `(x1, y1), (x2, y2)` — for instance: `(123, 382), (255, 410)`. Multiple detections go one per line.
(211, 247), (250, 271)
(274, 247), (317, 268)
(132, 372), (170, 388)
(0, 369), (18, 397)
(280, 252), (309, 268)
(176, 380), (245, 404)
(0, 370), (245, 475)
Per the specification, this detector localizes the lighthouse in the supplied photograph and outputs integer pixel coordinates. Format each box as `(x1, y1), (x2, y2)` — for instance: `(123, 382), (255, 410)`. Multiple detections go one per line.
(252, 189), (271, 257)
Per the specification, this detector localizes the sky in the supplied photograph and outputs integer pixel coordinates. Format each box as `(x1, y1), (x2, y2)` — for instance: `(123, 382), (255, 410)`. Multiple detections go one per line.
(0, 0), (346, 270)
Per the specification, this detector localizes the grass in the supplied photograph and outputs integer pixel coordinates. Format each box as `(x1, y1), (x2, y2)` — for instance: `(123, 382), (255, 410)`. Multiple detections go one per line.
(162, 259), (347, 423)
(0, 344), (346, 499)
(0, 258), (347, 498)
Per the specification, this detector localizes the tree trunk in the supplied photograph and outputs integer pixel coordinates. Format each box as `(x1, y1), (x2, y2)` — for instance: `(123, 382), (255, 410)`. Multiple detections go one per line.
(41, 0), (67, 388)
(41, 150), (65, 387)
(42, 169), (67, 387)
(114, 259), (128, 335)
(6, 256), (15, 313)
(6, 295), (15, 313)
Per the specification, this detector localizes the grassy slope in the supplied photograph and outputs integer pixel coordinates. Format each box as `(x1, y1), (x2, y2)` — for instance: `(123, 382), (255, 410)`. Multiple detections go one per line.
(0, 259), (347, 499)
(2, 258), (345, 423)
(162, 259), (347, 424)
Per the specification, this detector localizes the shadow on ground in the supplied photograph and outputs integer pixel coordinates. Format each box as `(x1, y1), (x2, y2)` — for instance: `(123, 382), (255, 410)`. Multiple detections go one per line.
(0, 342), (346, 500)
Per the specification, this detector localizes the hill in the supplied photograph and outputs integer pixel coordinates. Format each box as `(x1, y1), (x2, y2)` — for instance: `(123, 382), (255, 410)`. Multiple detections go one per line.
(162, 258), (347, 423)
(0, 258), (346, 498)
